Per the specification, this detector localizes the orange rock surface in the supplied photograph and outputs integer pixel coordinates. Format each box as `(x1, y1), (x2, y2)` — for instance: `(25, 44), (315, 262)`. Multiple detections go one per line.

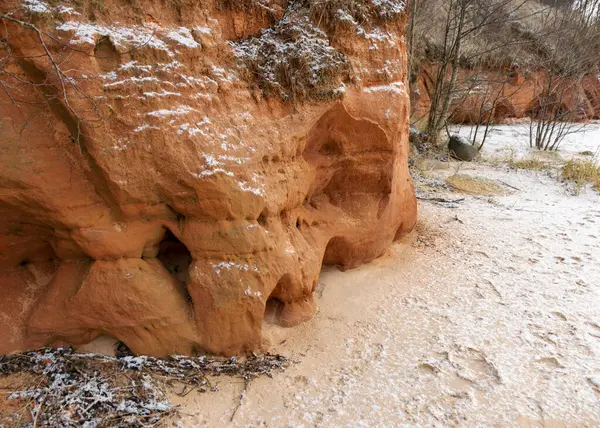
(412, 64), (600, 124)
(0, 0), (416, 356)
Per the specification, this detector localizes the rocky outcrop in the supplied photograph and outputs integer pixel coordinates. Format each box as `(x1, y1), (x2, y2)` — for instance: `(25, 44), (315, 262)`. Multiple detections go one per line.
(0, 0), (416, 356)
(412, 64), (600, 124)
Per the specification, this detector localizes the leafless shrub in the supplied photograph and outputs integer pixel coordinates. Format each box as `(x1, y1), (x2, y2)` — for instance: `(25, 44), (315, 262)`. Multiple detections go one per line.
(409, 0), (600, 151)
(408, 0), (533, 147)
(526, 0), (600, 150)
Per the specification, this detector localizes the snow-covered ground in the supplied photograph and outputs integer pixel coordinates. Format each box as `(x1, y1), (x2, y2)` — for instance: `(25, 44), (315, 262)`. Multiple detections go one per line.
(453, 122), (600, 161)
(169, 162), (600, 427)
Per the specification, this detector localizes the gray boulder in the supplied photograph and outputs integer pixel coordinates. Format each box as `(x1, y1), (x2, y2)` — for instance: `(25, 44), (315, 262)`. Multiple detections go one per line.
(448, 135), (479, 161)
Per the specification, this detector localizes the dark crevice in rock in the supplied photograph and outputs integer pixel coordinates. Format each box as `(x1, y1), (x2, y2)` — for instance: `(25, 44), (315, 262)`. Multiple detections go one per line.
(115, 340), (133, 358)
(264, 296), (284, 325)
(319, 139), (343, 156)
(264, 274), (292, 325)
(157, 230), (193, 305)
(257, 210), (268, 226)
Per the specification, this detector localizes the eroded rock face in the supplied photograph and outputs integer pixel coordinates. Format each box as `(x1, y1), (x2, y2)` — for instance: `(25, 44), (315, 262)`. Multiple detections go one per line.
(0, 0), (416, 356)
(413, 64), (600, 124)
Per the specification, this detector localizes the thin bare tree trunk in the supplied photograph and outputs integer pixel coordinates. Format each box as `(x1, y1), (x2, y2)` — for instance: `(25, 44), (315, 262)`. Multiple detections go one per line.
(434, 2), (467, 142)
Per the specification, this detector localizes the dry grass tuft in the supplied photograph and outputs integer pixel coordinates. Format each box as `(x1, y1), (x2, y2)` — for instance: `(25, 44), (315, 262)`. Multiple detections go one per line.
(562, 159), (600, 192)
(501, 149), (561, 171)
(509, 158), (552, 170)
(231, 3), (350, 102)
(446, 174), (505, 196)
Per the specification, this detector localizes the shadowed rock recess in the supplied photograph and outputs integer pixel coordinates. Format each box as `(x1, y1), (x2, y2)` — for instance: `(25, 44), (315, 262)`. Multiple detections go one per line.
(0, 0), (416, 356)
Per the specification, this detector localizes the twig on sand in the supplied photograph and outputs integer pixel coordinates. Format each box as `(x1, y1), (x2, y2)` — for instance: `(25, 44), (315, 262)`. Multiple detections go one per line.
(493, 200), (518, 220)
(417, 196), (466, 203)
(418, 196), (466, 209)
(446, 215), (464, 224)
(497, 180), (521, 191)
(230, 378), (250, 422)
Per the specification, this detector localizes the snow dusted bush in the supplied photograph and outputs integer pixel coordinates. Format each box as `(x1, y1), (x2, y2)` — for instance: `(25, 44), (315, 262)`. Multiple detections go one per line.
(231, 2), (351, 102)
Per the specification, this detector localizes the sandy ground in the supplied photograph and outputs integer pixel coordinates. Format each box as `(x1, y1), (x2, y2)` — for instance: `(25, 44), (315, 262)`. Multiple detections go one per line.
(167, 162), (600, 427)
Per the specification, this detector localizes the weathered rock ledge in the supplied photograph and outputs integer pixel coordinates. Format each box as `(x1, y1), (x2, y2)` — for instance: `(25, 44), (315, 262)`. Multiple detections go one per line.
(0, 0), (416, 356)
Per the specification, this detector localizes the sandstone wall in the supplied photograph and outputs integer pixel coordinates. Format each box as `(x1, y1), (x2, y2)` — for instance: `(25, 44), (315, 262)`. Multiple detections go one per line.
(0, 0), (416, 356)
(412, 64), (600, 125)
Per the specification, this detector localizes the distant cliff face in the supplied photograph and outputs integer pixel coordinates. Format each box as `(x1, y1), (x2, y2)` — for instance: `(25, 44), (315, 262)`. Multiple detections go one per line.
(0, 0), (416, 356)
(412, 64), (600, 125)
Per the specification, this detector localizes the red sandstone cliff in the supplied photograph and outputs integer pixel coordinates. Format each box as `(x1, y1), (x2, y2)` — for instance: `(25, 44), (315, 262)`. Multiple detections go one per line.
(412, 64), (600, 125)
(0, 0), (416, 356)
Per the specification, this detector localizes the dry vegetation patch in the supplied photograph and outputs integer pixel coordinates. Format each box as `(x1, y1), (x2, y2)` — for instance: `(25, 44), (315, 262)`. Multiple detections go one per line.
(0, 348), (290, 427)
(562, 158), (600, 192)
(502, 150), (563, 171)
(231, 0), (406, 102)
(509, 158), (553, 171)
(308, 0), (406, 31)
(446, 174), (505, 196)
(231, 2), (351, 102)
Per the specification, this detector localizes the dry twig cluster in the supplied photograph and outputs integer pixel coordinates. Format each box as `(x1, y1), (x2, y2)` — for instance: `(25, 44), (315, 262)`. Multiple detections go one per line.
(0, 347), (290, 427)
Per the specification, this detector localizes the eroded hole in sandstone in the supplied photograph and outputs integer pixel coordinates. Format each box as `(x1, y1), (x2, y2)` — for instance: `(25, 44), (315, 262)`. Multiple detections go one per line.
(17, 241), (59, 269)
(94, 36), (120, 71)
(157, 230), (192, 303)
(303, 105), (394, 225)
(319, 139), (342, 156)
(264, 274), (292, 325)
(323, 236), (352, 267)
(115, 341), (133, 358)
(257, 210), (268, 226)
(264, 297), (284, 325)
